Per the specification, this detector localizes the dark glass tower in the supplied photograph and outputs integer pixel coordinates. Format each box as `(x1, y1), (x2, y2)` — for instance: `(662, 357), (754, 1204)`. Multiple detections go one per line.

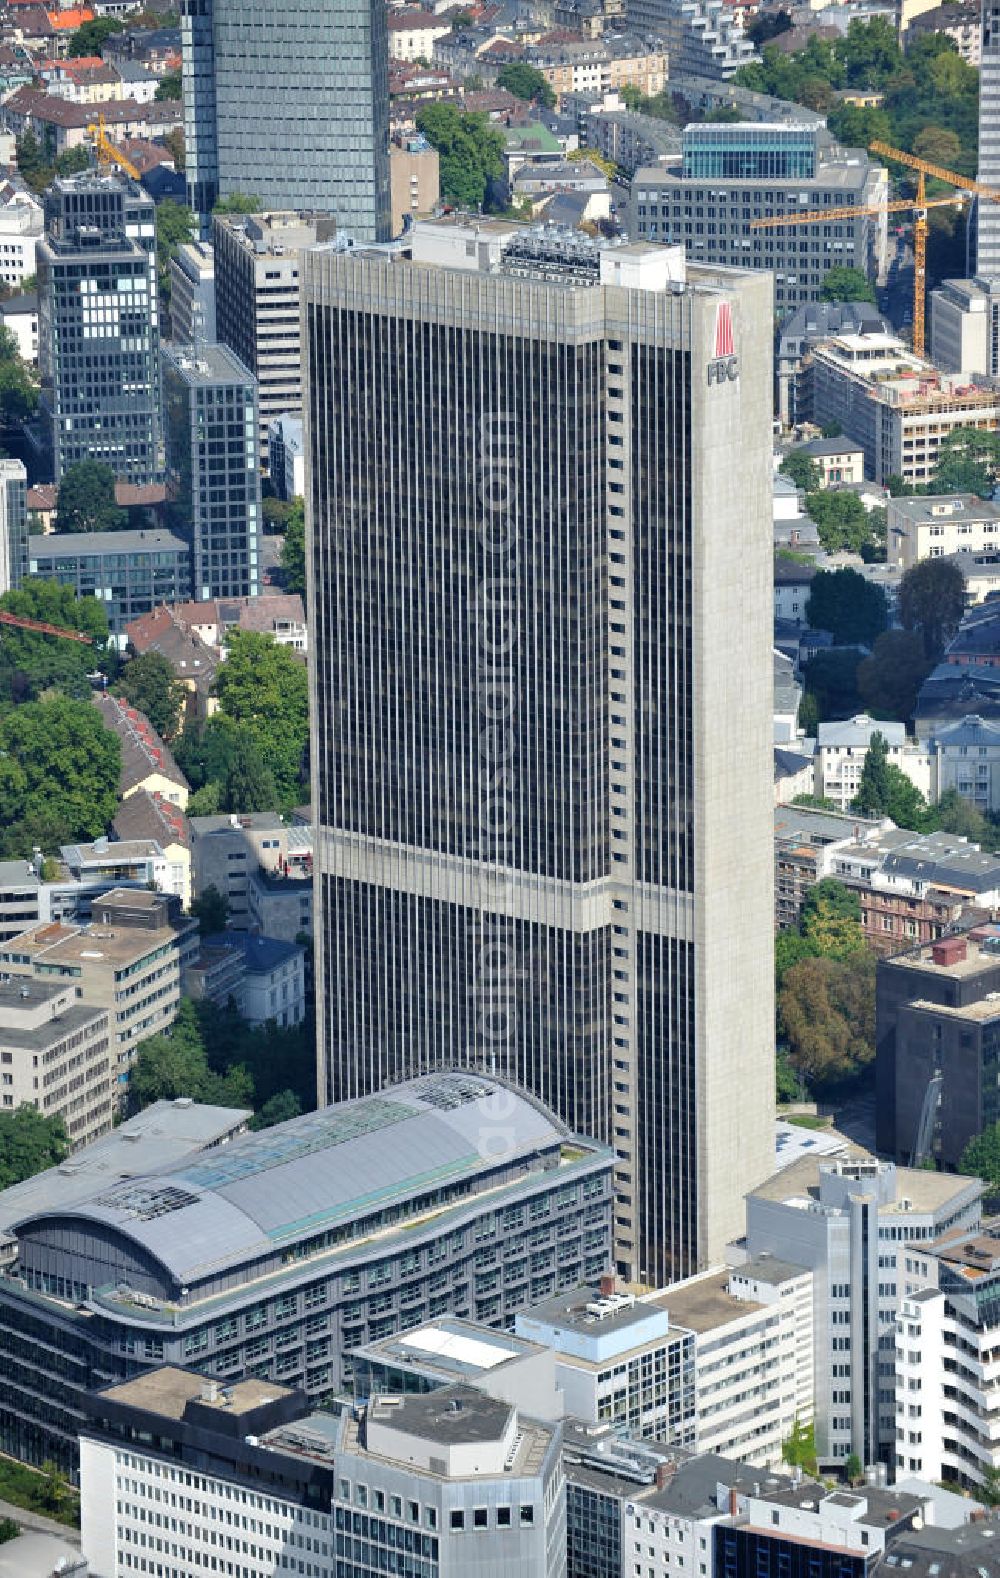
(181, 0), (391, 242)
(38, 173), (161, 485)
(304, 222), (776, 1286)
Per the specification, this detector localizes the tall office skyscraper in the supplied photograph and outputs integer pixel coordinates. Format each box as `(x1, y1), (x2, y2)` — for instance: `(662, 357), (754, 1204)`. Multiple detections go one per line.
(979, 0), (1000, 274)
(161, 342), (261, 600)
(181, 0), (391, 242)
(38, 173), (161, 485)
(304, 220), (775, 1285)
(0, 458), (27, 595)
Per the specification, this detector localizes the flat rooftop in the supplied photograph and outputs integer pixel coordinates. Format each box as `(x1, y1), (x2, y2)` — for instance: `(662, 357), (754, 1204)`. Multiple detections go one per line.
(751, 1150), (980, 1216)
(356, 1317), (546, 1379)
(0, 997), (107, 1054)
(523, 1285), (664, 1340)
(647, 1268), (762, 1333)
(0, 914), (176, 967)
(925, 1219), (1000, 1279)
(162, 342), (256, 388)
(886, 934), (1000, 978)
(905, 993), (1000, 1024)
(29, 529), (188, 556)
(100, 1366), (295, 1422)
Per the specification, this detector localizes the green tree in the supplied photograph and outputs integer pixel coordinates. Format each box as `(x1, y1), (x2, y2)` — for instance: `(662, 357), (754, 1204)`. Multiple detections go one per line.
(67, 16), (124, 55)
(161, 124), (185, 172)
(844, 1451), (863, 1485)
(213, 630), (309, 807)
(0, 695), (121, 856)
(223, 729), (279, 813)
(803, 649), (862, 721)
(155, 68), (182, 101)
(415, 103), (505, 211)
(960, 1122), (1000, 1188)
(155, 198), (195, 303)
(776, 928), (819, 987)
(38, 1462), (71, 1514)
(899, 556), (966, 660)
(186, 780), (222, 816)
(54, 146), (90, 178)
(932, 427), (1000, 497)
(114, 651), (185, 741)
(0, 578), (110, 701)
(280, 497), (306, 597)
(55, 460), (126, 534)
(806, 568), (887, 645)
(213, 192), (261, 214)
(856, 629), (931, 722)
(935, 786), (992, 842)
(820, 266), (876, 304)
(497, 62), (555, 107)
(262, 496), (295, 531)
(853, 730), (892, 815)
(912, 125), (962, 168)
(191, 883), (229, 935)
(0, 1517), (18, 1545)
(779, 450), (821, 491)
(251, 1089), (302, 1130)
(782, 1418), (818, 1475)
(779, 952), (876, 1088)
(801, 877), (867, 959)
(805, 490), (877, 555)
(0, 1106), (69, 1190)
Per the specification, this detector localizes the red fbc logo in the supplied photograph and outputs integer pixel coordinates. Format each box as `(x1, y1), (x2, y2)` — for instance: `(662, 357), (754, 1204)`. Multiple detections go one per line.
(707, 300), (739, 386)
(714, 300), (735, 359)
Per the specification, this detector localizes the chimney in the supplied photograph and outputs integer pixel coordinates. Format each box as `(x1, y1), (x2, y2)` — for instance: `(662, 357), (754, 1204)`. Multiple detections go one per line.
(656, 1461), (673, 1491)
(729, 1486), (739, 1516)
(599, 1272), (616, 1297)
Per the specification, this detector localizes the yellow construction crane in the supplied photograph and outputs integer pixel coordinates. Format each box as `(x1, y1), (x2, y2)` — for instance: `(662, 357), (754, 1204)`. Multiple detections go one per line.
(86, 112), (142, 183)
(750, 140), (1000, 357)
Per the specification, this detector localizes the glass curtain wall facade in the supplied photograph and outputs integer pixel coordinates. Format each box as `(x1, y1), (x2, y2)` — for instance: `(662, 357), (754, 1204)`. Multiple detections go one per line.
(681, 124), (818, 181)
(980, 0), (1000, 275)
(38, 175), (161, 485)
(181, 0), (391, 241)
(304, 233), (776, 1287)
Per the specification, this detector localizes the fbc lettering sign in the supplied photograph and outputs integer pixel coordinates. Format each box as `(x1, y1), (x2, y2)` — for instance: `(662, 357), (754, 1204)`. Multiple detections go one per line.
(707, 300), (739, 386)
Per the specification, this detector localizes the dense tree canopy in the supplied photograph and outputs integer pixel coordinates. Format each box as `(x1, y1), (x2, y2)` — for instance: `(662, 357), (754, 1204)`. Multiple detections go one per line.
(0, 579), (110, 702)
(806, 568), (887, 646)
(805, 491), (882, 556)
(415, 104), (505, 211)
(856, 629), (931, 723)
(213, 631), (309, 808)
(55, 461), (126, 535)
(0, 1107), (69, 1191)
(213, 192), (262, 214)
(779, 951), (876, 1087)
(67, 16), (124, 56)
(155, 69), (182, 101)
(852, 731), (931, 829)
(497, 63), (555, 107)
(176, 713), (281, 814)
(803, 648), (863, 721)
(931, 428), (1000, 498)
(191, 884), (229, 935)
(279, 497), (306, 598)
(820, 266), (876, 304)
(114, 650), (185, 741)
(778, 451), (821, 492)
(960, 1122), (1000, 1188)
(0, 695), (121, 856)
(898, 556), (967, 660)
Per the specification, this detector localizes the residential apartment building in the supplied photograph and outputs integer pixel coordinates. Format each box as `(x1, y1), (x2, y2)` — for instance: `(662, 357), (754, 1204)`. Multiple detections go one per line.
(388, 8), (452, 60)
(390, 134), (440, 233)
(92, 691), (190, 806)
(877, 928), (1000, 1164)
(563, 90), (681, 175)
(168, 238), (215, 346)
(527, 35), (667, 99)
(203, 930), (306, 1027)
(905, 1), (981, 61)
(0, 1071), (613, 1473)
(813, 715), (932, 811)
(896, 1218), (1000, 1489)
(190, 811), (311, 929)
(27, 529), (191, 639)
(810, 334), (1000, 485)
(746, 1151), (982, 1468)
(887, 493), (1000, 572)
(0, 978), (111, 1147)
(111, 792), (192, 908)
(0, 457), (27, 596)
(929, 714), (1000, 812)
(37, 173), (161, 486)
(0, 183), (42, 289)
(630, 127), (888, 314)
(213, 210), (329, 466)
(162, 342), (261, 600)
(797, 434), (865, 485)
(181, 0), (391, 239)
(626, 0), (755, 79)
(773, 558), (816, 625)
(776, 299), (891, 427)
(304, 216), (776, 1287)
(0, 888), (195, 1094)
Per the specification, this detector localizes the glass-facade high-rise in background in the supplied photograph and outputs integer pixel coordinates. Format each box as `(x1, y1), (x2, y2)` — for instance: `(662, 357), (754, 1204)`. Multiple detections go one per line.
(38, 174), (161, 485)
(980, 0), (1000, 275)
(181, 0), (391, 241)
(304, 220), (776, 1288)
